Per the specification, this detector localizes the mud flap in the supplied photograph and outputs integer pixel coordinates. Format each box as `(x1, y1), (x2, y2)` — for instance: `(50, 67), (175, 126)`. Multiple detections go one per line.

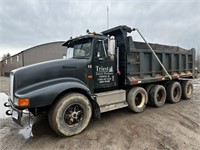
(91, 100), (101, 119)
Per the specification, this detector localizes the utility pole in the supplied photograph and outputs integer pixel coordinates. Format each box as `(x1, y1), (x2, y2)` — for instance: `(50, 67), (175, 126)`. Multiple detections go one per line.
(107, 6), (109, 29)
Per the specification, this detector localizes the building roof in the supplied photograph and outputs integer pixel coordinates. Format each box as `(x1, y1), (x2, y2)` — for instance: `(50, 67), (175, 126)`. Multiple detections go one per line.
(1, 41), (65, 62)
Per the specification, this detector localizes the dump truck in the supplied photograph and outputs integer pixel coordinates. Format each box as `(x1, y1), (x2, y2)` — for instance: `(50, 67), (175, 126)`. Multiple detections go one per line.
(4, 25), (195, 137)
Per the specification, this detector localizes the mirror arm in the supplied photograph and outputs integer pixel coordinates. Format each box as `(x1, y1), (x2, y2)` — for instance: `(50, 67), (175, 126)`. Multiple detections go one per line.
(102, 41), (108, 57)
(117, 47), (119, 72)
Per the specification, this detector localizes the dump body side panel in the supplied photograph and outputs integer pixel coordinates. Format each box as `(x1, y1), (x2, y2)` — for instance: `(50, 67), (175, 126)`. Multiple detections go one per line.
(126, 36), (195, 85)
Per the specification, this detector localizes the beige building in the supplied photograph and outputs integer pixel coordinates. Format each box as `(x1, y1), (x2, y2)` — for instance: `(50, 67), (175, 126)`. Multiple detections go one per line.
(0, 41), (66, 76)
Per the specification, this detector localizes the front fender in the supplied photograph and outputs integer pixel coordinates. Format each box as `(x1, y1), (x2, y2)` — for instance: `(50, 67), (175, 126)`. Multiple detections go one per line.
(15, 78), (92, 108)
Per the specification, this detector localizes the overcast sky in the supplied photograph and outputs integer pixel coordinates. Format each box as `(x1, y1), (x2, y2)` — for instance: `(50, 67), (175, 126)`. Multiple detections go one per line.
(0, 0), (199, 60)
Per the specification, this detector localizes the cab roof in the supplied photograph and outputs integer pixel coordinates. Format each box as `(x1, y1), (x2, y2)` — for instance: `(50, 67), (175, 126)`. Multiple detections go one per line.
(62, 34), (107, 47)
(62, 25), (132, 47)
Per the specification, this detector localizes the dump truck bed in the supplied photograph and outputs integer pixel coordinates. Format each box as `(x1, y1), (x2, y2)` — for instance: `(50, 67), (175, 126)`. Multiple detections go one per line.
(102, 25), (196, 86)
(126, 36), (195, 85)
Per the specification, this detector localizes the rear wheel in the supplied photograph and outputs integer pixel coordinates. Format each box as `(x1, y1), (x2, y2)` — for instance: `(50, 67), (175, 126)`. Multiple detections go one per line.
(145, 84), (154, 105)
(127, 87), (148, 113)
(48, 93), (92, 137)
(181, 80), (193, 99)
(166, 81), (182, 103)
(149, 85), (166, 107)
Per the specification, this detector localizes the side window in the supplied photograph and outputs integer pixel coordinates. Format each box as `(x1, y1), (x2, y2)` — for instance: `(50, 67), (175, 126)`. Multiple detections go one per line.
(67, 47), (74, 59)
(17, 55), (19, 62)
(95, 40), (108, 58)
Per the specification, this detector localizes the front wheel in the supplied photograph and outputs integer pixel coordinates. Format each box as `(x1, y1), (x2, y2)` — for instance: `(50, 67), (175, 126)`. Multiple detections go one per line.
(48, 93), (92, 137)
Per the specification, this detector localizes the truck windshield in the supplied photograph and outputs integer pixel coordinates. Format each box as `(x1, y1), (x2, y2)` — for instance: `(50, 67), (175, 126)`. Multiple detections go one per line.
(67, 39), (92, 59)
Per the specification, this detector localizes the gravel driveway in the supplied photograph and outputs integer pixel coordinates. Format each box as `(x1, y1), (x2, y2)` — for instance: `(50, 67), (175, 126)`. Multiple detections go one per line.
(0, 75), (200, 150)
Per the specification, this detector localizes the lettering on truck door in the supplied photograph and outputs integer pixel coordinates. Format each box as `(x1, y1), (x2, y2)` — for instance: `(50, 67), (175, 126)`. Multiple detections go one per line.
(93, 39), (117, 90)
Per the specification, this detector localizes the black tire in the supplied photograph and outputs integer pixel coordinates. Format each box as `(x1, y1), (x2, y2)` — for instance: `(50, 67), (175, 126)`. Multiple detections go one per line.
(145, 84), (154, 105)
(166, 81), (182, 103)
(149, 85), (166, 107)
(48, 93), (92, 137)
(181, 80), (193, 99)
(127, 87), (148, 113)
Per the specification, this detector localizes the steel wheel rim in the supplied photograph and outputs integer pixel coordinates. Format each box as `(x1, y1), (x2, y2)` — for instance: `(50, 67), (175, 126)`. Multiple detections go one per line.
(64, 103), (84, 127)
(187, 85), (192, 95)
(157, 90), (164, 102)
(173, 87), (180, 99)
(135, 92), (145, 108)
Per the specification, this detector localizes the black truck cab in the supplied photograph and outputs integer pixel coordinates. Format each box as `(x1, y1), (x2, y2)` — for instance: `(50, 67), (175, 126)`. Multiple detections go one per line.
(63, 34), (119, 92)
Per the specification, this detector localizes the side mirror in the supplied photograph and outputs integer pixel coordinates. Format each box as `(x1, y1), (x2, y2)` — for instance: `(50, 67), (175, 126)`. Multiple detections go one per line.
(108, 36), (115, 60)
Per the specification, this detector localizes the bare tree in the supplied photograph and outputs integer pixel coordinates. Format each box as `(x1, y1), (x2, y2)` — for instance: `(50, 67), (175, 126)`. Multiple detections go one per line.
(1, 53), (10, 60)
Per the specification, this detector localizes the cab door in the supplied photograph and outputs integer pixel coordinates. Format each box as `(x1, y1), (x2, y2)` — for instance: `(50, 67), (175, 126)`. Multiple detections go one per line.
(93, 39), (117, 91)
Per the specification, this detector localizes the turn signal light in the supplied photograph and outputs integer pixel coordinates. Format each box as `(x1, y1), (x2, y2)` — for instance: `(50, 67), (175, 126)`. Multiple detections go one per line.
(88, 75), (93, 79)
(18, 98), (30, 107)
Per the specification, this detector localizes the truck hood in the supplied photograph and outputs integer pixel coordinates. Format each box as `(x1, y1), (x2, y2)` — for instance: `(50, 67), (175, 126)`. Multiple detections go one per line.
(12, 58), (88, 92)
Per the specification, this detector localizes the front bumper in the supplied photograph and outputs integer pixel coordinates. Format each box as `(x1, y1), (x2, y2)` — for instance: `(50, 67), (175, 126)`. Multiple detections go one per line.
(5, 98), (23, 126)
